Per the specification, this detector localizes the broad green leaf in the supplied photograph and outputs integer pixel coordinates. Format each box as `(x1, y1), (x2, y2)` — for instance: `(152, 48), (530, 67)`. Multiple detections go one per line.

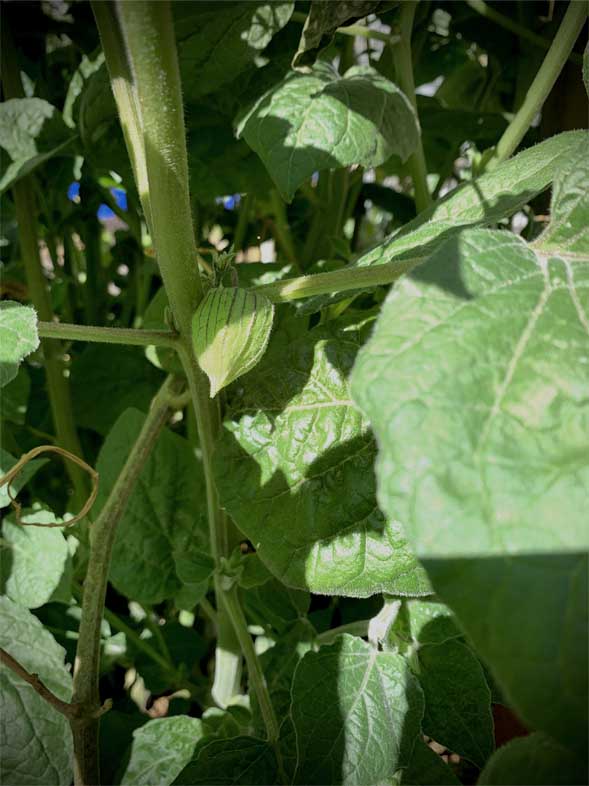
(351, 195), (589, 749)
(478, 732), (587, 786)
(71, 344), (164, 435)
(174, 736), (279, 785)
(96, 408), (209, 604)
(0, 597), (73, 786)
(0, 448), (46, 510)
(1, 366), (30, 424)
(121, 716), (206, 786)
(292, 1), (385, 69)
(583, 42), (589, 99)
(404, 599), (461, 647)
(215, 322), (429, 597)
(0, 98), (75, 193)
(304, 130), (588, 313)
(352, 228), (589, 557)
(418, 640), (494, 768)
(0, 301), (38, 388)
(292, 634), (424, 785)
(177, 1), (294, 101)
(400, 737), (461, 786)
(237, 64), (418, 201)
(1, 511), (69, 609)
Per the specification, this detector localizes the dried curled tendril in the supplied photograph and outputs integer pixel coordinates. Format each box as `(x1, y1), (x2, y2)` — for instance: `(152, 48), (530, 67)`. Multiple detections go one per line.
(0, 445), (98, 527)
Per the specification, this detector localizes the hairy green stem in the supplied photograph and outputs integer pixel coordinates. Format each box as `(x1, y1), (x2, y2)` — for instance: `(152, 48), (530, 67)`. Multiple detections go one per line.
(465, 0), (583, 66)
(1, 22), (87, 509)
(252, 255), (423, 303)
(38, 321), (179, 348)
(112, 0), (244, 712)
(487, 0), (588, 169)
(391, 1), (431, 213)
(72, 375), (180, 785)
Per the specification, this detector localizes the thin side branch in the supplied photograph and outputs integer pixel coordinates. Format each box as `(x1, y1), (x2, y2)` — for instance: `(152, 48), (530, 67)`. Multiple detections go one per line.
(0, 648), (111, 721)
(38, 321), (179, 348)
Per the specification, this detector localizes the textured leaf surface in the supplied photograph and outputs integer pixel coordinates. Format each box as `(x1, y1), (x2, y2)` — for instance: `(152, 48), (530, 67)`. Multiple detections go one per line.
(96, 409), (209, 604)
(418, 640), (494, 767)
(193, 287), (274, 397)
(400, 737), (461, 785)
(352, 228), (589, 557)
(351, 165), (589, 753)
(121, 716), (205, 786)
(0, 597), (73, 786)
(238, 64), (418, 200)
(216, 323), (429, 597)
(305, 131), (588, 313)
(1, 511), (68, 608)
(291, 634), (424, 785)
(292, 1), (384, 69)
(478, 732), (587, 785)
(0, 301), (39, 388)
(0, 98), (74, 193)
(71, 344), (164, 435)
(177, 1), (293, 101)
(174, 737), (278, 786)
(0, 448), (46, 510)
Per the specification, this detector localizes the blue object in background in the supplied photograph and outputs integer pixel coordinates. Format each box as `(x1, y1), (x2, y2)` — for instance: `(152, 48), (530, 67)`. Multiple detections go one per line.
(97, 204), (116, 220)
(111, 187), (128, 210)
(67, 181), (80, 201)
(67, 182), (127, 219)
(214, 194), (241, 210)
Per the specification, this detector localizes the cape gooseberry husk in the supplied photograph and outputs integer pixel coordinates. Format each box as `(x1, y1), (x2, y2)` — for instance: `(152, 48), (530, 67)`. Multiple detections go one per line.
(192, 287), (275, 397)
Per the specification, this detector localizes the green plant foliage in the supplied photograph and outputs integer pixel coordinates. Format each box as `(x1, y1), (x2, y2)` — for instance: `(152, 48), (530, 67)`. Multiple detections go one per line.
(352, 158), (589, 755)
(237, 64), (418, 201)
(177, 1), (294, 101)
(291, 635), (424, 785)
(0, 449), (46, 510)
(292, 1), (388, 69)
(2, 3), (587, 784)
(400, 738), (461, 786)
(216, 321), (430, 597)
(0, 98), (75, 193)
(121, 716), (206, 786)
(1, 510), (69, 609)
(0, 301), (39, 387)
(70, 345), (164, 435)
(95, 408), (209, 605)
(418, 640), (494, 767)
(478, 732), (588, 785)
(175, 736), (279, 786)
(1, 366), (30, 424)
(0, 597), (73, 785)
